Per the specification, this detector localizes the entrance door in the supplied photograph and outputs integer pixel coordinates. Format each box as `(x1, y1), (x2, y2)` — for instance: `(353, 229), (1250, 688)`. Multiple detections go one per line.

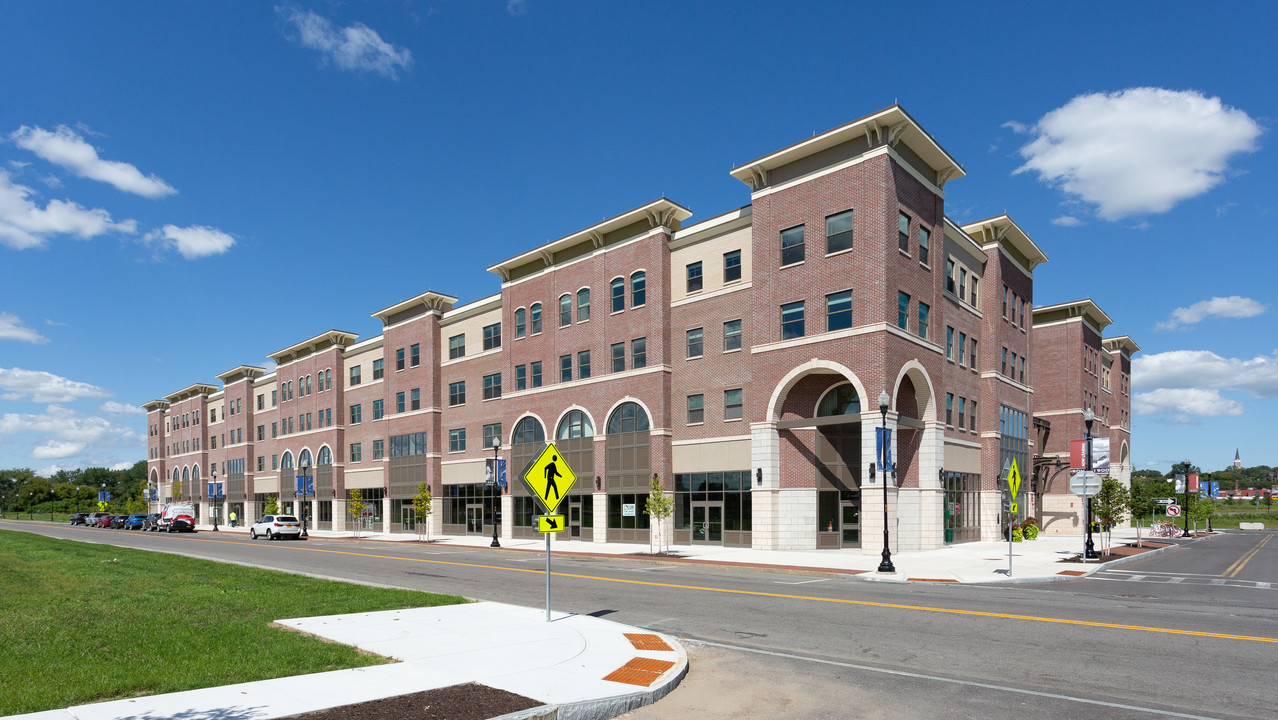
(841, 491), (860, 547)
(401, 505), (416, 533)
(465, 505), (483, 534)
(569, 500), (581, 538)
(691, 503), (723, 544)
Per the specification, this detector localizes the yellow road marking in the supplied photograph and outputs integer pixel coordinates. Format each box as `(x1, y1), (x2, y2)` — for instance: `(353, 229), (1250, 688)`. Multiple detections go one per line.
(1221, 534), (1271, 578)
(172, 533), (1278, 646)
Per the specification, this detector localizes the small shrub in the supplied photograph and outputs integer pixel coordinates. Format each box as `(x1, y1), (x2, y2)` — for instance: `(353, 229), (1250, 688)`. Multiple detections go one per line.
(1024, 523), (1040, 540)
(1012, 526), (1023, 542)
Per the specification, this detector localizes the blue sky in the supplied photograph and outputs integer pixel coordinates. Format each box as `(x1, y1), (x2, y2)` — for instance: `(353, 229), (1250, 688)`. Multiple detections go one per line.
(1, 2), (1274, 476)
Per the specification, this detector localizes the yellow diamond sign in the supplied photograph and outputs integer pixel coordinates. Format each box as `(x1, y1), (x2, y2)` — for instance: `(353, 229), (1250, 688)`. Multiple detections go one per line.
(522, 442), (576, 514)
(1006, 459), (1022, 498)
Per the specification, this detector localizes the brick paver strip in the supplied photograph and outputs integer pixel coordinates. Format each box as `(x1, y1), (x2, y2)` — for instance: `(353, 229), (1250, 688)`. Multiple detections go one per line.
(1057, 570), (1086, 576)
(603, 657), (677, 687)
(907, 577), (958, 583)
(624, 633), (674, 651)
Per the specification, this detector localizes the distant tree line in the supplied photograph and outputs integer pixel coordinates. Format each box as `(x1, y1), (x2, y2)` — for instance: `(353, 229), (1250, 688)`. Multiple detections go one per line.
(0, 462), (150, 515)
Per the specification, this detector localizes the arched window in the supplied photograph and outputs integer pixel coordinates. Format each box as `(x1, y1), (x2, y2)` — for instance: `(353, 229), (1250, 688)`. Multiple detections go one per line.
(559, 294), (572, 327)
(816, 384), (861, 416)
(530, 302), (543, 334)
(512, 416), (546, 445)
(577, 288), (590, 322)
(610, 277), (625, 312)
(172, 468), (179, 484)
(281, 451), (294, 469)
(182, 467), (190, 481)
(607, 402), (650, 434)
(630, 271), (646, 307)
(192, 466), (200, 482)
(515, 307), (527, 338)
(298, 448), (313, 468)
(318, 446), (333, 465)
(557, 409), (594, 439)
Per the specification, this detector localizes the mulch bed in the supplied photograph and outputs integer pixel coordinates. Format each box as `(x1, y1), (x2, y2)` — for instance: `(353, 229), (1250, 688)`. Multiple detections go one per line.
(1058, 541), (1172, 564)
(283, 683), (542, 720)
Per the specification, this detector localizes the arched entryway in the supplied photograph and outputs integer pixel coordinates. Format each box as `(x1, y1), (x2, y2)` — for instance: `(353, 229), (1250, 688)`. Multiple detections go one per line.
(814, 383), (863, 549)
(605, 401), (650, 543)
(510, 415), (547, 538)
(556, 408), (595, 540)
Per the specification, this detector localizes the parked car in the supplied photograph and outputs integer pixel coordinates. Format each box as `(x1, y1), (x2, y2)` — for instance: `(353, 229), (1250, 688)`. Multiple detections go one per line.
(125, 514), (148, 530)
(143, 513), (162, 531)
(86, 512), (110, 527)
(95, 514), (115, 528)
(111, 515), (129, 529)
(160, 503), (196, 533)
(69, 513), (89, 526)
(249, 515), (302, 540)
(168, 516), (196, 532)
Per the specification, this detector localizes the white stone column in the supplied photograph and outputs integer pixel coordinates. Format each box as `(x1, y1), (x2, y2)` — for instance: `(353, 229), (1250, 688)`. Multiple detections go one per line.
(594, 492), (607, 543)
(913, 419), (945, 550)
(750, 421), (780, 550)
(860, 408), (898, 556)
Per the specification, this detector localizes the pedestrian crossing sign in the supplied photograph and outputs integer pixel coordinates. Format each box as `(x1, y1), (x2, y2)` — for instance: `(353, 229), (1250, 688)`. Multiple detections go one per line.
(521, 442), (576, 514)
(1006, 459), (1022, 498)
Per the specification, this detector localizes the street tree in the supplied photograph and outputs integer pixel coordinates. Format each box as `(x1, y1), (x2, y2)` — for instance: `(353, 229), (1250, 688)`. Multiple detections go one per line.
(263, 494), (279, 516)
(412, 482), (432, 541)
(347, 490), (366, 538)
(1092, 477), (1129, 554)
(645, 474), (674, 554)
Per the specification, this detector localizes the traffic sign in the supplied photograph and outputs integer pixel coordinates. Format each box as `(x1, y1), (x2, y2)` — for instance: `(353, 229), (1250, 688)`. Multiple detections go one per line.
(1009, 502), (1019, 514)
(522, 442), (576, 514)
(1156, 498), (1174, 505)
(1006, 459), (1023, 498)
(537, 514), (566, 533)
(1070, 470), (1101, 497)
(1166, 505), (1181, 517)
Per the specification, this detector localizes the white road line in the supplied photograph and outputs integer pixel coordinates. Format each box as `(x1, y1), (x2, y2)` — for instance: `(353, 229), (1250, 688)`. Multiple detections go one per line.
(775, 578), (830, 585)
(1257, 582), (1272, 589)
(694, 640), (1222, 720)
(1209, 579), (1225, 586)
(1105, 570), (1220, 577)
(1167, 577), (1185, 583)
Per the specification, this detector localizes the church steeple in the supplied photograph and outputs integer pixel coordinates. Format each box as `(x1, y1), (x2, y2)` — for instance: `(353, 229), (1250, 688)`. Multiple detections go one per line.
(1234, 449), (1242, 469)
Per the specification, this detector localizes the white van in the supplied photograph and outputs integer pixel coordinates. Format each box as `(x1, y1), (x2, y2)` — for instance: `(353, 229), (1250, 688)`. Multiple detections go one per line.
(159, 502), (196, 532)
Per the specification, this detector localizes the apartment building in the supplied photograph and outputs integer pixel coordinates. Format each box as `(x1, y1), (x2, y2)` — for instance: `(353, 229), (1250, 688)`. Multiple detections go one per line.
(144, 105), (1135, 553)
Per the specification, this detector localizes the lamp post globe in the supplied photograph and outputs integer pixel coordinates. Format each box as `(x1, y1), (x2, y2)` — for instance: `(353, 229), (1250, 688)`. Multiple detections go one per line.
(491, 439), (502, 548)
(876, 390), (895, 574)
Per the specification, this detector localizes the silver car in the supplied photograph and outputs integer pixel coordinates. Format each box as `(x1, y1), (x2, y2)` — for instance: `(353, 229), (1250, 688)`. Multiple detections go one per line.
(249, 514), (302, 540)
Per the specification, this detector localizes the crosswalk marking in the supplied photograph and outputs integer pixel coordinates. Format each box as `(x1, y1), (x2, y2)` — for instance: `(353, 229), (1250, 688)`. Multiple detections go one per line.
(1089, 571), (1273, 590)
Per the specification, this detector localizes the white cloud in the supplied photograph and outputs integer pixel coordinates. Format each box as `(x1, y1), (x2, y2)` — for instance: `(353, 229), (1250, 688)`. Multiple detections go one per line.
(1050, 215), (1082, 227)
(108, 461), (133, 471)
(99, 401), (145, 416)
(507, 0), (529, 15)
(1156, 296), (1268, 330)
(0, 312), (49, 344)
(31, 440), (88, 459)
(1011, 88), (1262, 220)
(0, 169), (136, 250)
(277, 7), (413, 79)
(0, 367), (112, 403)
(144, 224), (235, 259)
(1134, 349), (1278, 399)
(1132, 388), (1244, 422)
(9, 125), (177, 198)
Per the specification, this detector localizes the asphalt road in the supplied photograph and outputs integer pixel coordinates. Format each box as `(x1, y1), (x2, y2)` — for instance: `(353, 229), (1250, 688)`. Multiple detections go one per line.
(7, 521), (1277, 719)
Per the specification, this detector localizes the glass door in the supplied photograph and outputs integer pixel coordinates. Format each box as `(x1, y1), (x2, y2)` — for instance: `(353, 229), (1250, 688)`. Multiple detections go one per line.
(569, 501), (581, 538)
(691, 503), (723, 544)
(401, 505), (416, 533)
(841, 491), (860, 547)
(466, 505), (483, 534)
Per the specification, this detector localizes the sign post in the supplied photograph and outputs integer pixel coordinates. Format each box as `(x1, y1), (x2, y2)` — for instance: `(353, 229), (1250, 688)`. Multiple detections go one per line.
(521, 442), (577, 621)
(1003, 459), (1021, 577)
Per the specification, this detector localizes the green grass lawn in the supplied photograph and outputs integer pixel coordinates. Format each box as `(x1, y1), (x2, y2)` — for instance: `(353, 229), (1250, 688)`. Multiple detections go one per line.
(0, 530), (466, 715)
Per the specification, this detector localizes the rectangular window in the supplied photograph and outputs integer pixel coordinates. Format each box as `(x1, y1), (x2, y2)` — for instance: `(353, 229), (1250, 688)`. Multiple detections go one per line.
(958, 397), (966, 429)
(449, 428), (466, 453)
(958, 332), (967, 366)
(686, 327), (703, 358)
(1002, 286), (1009, 319)
(350, 404), (361, 424)
(306, 413), (312, 431)
(257, 456), (265, 472)
(396, 348), (405, 371)
(560, 354), (572, 382)
(919, 226), (930, 265)
(946, 393), (954, 425)
(350, 366), (361, 386)
(373, 359), (384, 380)
(687, 394), (704, 424)
(483, 423), (501, 449)
(390, 432), (428, 457)
(578, 351), (591, 379)
(781, 301), (805, 339)
(970, 277), (979, 306)
(272, 454), (278, 470)
(969, 401), (978, 431)
(530, 303), (542, 334)
(898, 212), (910, 253)
(210, 435), (217, 450)
(724, 250), (742, 282)
(483, 322), (501, 350)
(826, 290), (852, 332)
(256, 394), (264, 411)
(448, 334), (464, 359)
(531, 361), (543, 388)
(1002, 347), (1008, 375)
(970, 340), (978, 369)
(686, 261), (703, 293)
(396, 391), (405, 414)
(918, 302), (930, 340)
(410, 387), (421, 410)
(559, 294), (572, 327)
(826, 210), (853, 254)
(611, 342), (625, 372)
(483, 373), (501, 399)
(1019, 298), (1026, 326)
(577, 289), (590, 322)
(256, 425), (264, 441)
(631, 273), (646, 307)
(946, 259), (956, 293)
(946, 326), (954, 360)
(611, 279), (625, 313)
(272, 390), (277, 406)
(449, 381), (465, 406)
(515, 364), (527, 390)
(959, 268), (967, 301)
(1011, 292), (1019, 325)
(1011, 352), (1019, 382)
(271, 422), (277, 438)
(632, 338), (646, 369)
(725, 388), (743, 420)
(781, 225), (805, 266)
(897, 292), (910, 330)
(350, 443), (362, 462)
(1019, 356), (1026, 383)
(724, 319), (742, 351)
(373, 440), (384, 460)
(410, 344), (420, 367)
(373, 399), (384, 419)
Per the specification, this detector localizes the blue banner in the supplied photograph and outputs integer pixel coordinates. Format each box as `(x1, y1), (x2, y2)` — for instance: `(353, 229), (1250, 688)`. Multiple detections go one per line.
(295, 476), (314, 496)
(875, 427), (894, 473)
(497, 458), (507, 488)
(149, 488), (157, 501)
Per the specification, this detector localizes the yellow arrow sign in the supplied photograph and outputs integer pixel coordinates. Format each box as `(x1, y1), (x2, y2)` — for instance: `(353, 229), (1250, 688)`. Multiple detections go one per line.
(522, 442), (576, 514)
(1007, 459), (1022, 498)
(537, 514), (566, 533)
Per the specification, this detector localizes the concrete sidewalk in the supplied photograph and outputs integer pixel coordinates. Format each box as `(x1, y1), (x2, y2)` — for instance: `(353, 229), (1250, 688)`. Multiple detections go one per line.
(6, 602), (687, 720)
(208, 522), (1196, 584)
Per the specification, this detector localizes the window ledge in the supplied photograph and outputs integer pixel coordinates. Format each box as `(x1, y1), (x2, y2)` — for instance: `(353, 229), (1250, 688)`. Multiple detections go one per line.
(723, 347), (742, 355)
(825, 248), (853, 258)
(779, 261), (805, 270)
(686, 421), (704, 427)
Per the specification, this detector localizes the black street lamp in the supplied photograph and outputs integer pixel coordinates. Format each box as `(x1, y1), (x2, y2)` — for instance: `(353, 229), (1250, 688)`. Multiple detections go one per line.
(490, 439), (502, 548)
(1181, 458), (1192, 538)
(300, 456), (311, 539)
(877, 390), (895, 574)
(1083, 408), (1098, 559)
(211, 470), (220, 532)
